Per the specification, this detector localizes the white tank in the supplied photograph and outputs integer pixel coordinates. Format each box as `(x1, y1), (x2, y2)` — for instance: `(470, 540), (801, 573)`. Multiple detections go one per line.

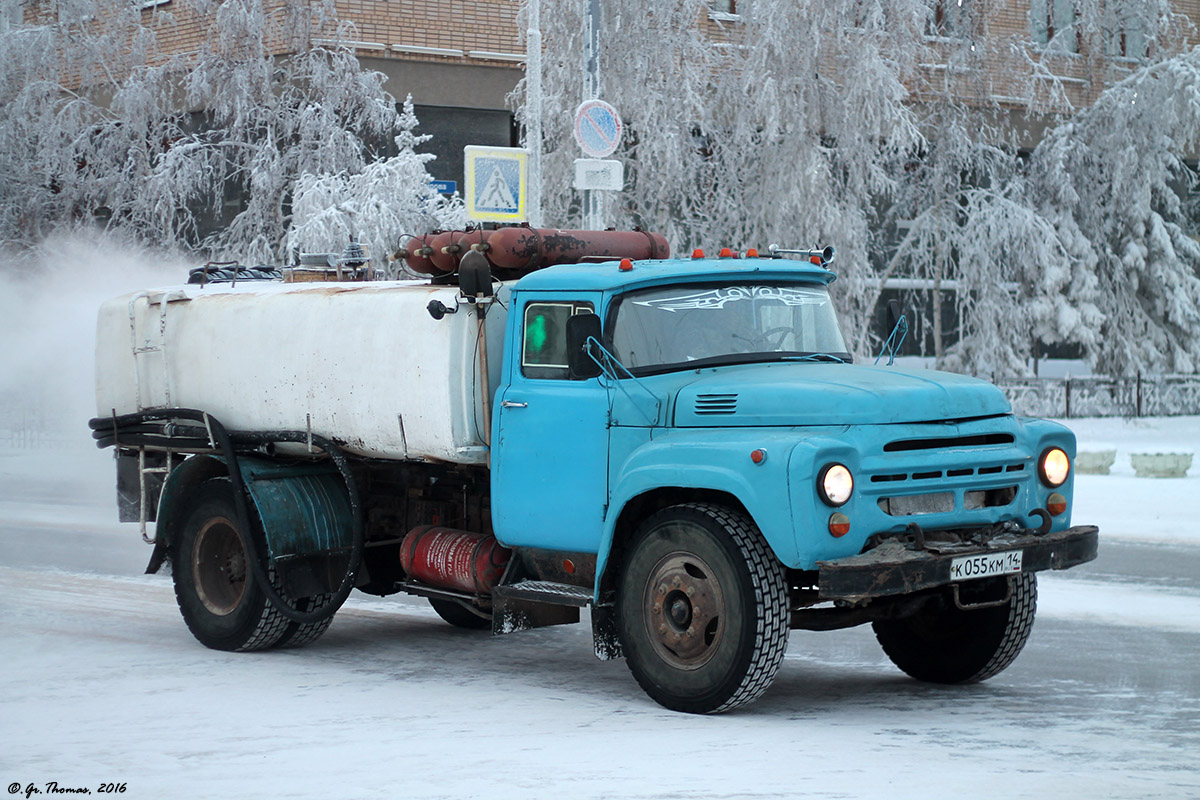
(95, 280), (510, 463)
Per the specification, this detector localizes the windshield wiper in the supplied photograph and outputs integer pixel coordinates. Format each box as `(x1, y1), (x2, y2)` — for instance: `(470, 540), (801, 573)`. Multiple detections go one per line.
(781, 352), (850, 364)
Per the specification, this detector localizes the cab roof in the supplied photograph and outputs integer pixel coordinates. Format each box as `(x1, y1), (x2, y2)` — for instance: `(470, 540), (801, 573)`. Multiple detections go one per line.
(510, 256), (838, 293)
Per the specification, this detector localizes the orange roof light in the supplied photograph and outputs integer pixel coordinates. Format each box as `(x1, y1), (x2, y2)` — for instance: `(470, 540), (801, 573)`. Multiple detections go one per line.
(692, 248), (705, 259)
(746, 248), (759, 258)
(619, 258), (633, 271)
(718, 247), (734, 258)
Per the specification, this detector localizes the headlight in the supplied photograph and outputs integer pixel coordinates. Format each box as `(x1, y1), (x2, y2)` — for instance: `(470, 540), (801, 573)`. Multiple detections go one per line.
(1039, 447), (1070, 487)
(818, 463), (854, 506)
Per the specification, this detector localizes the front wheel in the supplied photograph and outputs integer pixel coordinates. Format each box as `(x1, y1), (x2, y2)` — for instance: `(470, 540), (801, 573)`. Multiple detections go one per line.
(616, 503), (790, 714)
(873, 572), (1037, 683)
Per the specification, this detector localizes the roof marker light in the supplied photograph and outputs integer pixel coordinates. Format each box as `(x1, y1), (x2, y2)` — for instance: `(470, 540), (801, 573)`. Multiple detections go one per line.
(719, 247), (733, 258)
(746, 248), (759, 258)
(692, 248), (705, 259)
(619, 258), (633, 271)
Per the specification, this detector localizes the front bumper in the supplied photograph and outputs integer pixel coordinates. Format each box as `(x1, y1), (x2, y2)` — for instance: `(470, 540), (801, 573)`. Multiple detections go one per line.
(816, 525), (1099, 602)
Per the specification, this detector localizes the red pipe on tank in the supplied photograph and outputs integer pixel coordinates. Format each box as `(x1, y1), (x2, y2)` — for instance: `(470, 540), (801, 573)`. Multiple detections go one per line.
(399, 526), (512, 596)
(485, 227), (670, 271)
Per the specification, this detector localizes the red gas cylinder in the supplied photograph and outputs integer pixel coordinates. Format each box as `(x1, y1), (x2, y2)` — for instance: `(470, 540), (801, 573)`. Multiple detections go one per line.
(485, 227), (670, 271)
(427, 230), (468, 273)
(401, 233), (439, 275)
(399, 526), (512, 596)
(454, 229), (492, 265)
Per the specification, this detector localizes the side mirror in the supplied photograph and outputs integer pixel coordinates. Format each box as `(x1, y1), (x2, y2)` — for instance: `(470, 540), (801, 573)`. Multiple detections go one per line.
(566, 314), (603, 380)
(886, 299), (903, 332)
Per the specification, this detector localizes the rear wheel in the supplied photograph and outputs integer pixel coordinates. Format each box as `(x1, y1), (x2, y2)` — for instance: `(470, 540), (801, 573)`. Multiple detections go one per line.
(172, 480), (290, 652)
(873, 573), (1037, 683)
(616, 503), (790, 714)
(429, 598), (492, 630)
(276, 593), (336, 648)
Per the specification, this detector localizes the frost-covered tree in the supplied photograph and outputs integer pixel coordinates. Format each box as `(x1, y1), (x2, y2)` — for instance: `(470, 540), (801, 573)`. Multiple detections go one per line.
(0, 0), (436, 264)
(286, 95), (466, 269)
(1027, 46), (1200, 375)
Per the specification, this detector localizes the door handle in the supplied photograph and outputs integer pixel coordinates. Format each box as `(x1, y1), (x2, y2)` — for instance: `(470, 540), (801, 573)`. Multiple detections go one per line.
(501, 400), (528, 408)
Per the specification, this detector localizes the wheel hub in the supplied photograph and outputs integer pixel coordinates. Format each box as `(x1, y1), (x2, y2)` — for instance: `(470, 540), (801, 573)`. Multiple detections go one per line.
(645, 553), (725, 669)
(193, 516), (248, 617)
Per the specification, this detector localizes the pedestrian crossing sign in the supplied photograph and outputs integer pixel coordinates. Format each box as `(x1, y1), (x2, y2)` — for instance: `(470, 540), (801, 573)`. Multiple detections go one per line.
(465, 146), (528, 222)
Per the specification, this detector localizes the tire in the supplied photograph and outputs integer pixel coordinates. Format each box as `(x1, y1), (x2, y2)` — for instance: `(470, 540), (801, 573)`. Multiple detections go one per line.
(615, 503), (790, 714)
(276, 593), (336, 648)
(873, 572), (1037, 684)
(429, 598), (492, 630)
(171, 479), (291, 652)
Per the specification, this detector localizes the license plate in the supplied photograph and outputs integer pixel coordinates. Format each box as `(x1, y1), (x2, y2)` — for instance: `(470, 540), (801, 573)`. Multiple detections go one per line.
(949, 550), (1023, 582)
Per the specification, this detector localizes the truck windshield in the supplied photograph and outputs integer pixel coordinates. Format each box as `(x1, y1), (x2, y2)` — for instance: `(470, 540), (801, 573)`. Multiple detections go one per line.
(611, 282), (851, 376)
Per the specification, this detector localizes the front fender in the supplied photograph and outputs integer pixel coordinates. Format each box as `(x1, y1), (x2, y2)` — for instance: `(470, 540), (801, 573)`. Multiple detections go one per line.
(595, 429), (804, 595)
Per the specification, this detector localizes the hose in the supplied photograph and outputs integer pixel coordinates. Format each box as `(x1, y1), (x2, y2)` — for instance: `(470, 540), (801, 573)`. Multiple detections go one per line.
(88, 409), (362, 625)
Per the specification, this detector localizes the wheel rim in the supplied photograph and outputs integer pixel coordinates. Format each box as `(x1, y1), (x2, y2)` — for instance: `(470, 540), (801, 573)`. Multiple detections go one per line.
(192, 516), (247, 616)
(642, 551), (726, 670)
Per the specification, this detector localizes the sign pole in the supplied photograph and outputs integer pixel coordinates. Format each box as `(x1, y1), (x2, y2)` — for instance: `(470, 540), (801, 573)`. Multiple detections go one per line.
(582, 0), (602, 230)
(526, 0), (543, 227)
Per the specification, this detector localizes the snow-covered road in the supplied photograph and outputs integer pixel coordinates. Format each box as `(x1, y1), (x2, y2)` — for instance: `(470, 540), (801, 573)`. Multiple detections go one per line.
(1, 418), (1199, 799)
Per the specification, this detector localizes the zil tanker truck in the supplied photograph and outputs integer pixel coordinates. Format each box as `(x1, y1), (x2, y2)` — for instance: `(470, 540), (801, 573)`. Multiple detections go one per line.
(90, 226), (1098, 713)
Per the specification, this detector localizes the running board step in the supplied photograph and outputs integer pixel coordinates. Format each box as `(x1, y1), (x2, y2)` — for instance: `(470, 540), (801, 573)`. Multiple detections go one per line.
(493, 580), (593, 608)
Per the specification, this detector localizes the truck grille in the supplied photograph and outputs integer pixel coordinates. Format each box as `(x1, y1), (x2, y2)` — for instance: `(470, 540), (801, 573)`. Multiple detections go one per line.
(870, 462), (1025, 484)
(694, 394), (738, 415)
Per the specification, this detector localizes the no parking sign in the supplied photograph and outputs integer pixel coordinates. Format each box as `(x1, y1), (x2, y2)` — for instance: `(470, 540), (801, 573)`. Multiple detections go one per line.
(573, 100), (623, 159)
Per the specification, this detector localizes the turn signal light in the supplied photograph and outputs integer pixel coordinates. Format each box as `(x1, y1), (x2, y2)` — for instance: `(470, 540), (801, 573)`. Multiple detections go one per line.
(1047, 492), (1067, 516)
(750, 448), (767, 465)
(828, 512), (850, 537)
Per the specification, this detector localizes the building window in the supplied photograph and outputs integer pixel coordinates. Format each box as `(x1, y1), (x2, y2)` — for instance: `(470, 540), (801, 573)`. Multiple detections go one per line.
(1031, 0), (1079, 53)
(929, 0), (967, 38)
(1106, 9), (1148, 59)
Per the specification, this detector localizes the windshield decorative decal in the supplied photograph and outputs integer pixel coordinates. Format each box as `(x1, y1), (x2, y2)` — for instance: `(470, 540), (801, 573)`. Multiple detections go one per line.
(631, 286), (827, 312)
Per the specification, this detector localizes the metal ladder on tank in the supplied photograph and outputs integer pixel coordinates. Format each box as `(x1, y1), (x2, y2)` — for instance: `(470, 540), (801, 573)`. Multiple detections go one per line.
(124, 290), (188, 543)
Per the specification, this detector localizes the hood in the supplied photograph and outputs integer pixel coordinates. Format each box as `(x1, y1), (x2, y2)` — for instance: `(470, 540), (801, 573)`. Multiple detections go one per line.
(672, 363), (1011, 427)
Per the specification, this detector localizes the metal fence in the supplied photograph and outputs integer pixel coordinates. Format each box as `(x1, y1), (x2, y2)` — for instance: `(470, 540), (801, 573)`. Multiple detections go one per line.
(999, 374), (1200, 418)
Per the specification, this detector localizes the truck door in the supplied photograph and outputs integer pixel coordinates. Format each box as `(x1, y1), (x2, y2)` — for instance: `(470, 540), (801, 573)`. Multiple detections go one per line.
(491, 295), (610, 552)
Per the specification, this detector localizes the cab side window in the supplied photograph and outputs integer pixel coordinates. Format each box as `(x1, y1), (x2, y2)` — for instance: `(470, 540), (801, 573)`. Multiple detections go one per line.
(522, 301), (595, 379)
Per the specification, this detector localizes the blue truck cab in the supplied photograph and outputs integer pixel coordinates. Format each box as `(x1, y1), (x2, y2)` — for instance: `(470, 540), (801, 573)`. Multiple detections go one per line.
(487, 250), (1097, 712)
